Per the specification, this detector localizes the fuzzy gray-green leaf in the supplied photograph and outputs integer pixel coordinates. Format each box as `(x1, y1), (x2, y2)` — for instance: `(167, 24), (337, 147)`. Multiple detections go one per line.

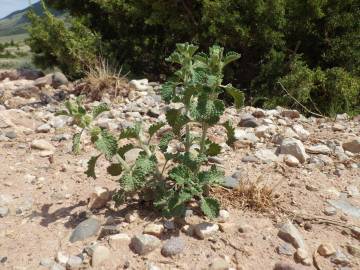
(200, 197), (220, 219)
(86, 155), (101, 179)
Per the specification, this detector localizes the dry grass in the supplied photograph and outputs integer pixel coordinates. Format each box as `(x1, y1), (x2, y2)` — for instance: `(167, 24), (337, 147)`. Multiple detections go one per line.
(81, 57), (130, 101)
(212, 175), (279, 212)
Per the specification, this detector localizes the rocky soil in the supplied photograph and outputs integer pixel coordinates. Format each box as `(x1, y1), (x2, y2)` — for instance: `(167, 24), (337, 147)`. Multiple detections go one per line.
(0, 69), (360, 270)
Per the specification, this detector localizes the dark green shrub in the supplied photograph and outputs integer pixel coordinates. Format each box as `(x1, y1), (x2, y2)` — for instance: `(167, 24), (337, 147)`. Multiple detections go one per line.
(28, 0), (360, 114)
(26, 1), (99, 79)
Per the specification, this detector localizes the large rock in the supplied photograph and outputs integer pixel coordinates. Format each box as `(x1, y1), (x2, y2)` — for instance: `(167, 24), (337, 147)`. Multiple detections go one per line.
(161, 237), (185, 257)
(239, 113), (259, 127)
(52, 72), (69, 88)
(278, 221), (307, 250)
(255, 149), (279, 163)
(31, 139), (55, 151)
(69, 218), (101, 243)
(88, 187), (111, 210)
(279, 138), (308, 163)
(0, 109), (38, 130)
(91, 245), (110, 267)
(131, 234), (161, 255)
(342, 138), (360, 153)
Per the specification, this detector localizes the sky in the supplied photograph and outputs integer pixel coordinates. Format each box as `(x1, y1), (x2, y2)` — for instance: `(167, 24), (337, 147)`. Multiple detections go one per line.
(0, 0), (38, 19)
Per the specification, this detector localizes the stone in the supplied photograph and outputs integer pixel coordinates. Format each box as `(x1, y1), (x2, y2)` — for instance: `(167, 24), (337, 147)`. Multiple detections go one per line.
(56, 251), (69, 265)
(125, 211), (139, 223)
(194, 222), (219, 239)
(209, 258), (229, 270)
(333, 123), (345, 131)
(130, 79), (149, 91)
(5, 130), (16, 139)
(161, 237), (185, 257)
(294, 248), (311, 265)
(241, 155), (258, 163)
(234, 129), (258, 142)
(276, 242), (294, 256)
(0, 207), (9, 217)
(217, 209), (230, 223)
(255, 125), (270, 138)
(66, 255), (83, 269)
(330, 250), (350, 266)
(306, 144), (331, 155)
(69, 218), (101, 243)
(324, 206), (337, 216)
(278, 221), (306, 249)
(223, 176), (240, 189)
(51, 263), (66, 270)
(36, 123), (51, 133)
(346, 244), (360, 258)
(98, 225), (120, 239)
(143, 223), (164, 237)
(346, 185), (359, 197)
(91, 245), (110, 267)
(239, 113), (258, 127)
(279, 138), (308, 163)
(273, 262), (308, 270)
(316, 243), (336, 257)
(281, 110), (300, 119)
(108, 233), (131, 249)
(292, 124), (310, 141)
(131, 234), (161, 255)
(342, 138), (360, 153)
(255, 149), (278, 163)
(0, 256), (7, 264)
(283, 155), (299, 167)
(328, 199), (360, 218)
(34, 74), (53, 87)
(88, 187), (111, 210)
(31, 139), (55, 151)
(52, 72), (69, 88)
(83, 242), (98, 257)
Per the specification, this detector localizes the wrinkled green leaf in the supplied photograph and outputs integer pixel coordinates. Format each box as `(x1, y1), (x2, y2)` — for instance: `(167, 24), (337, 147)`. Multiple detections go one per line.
(200, 197), (220, 219)
(161, 82), (176, 103)
(86, 155), (101, 179)
(95, 129), (118, 160)
(166, 109), (189, 135)
(119, 124), (140, 140)
(169, 165), (194, 186)
(223, 120), (236, 146)
(223, 84), (244, 109)
(117, 143), (134, 159)
(148, 122), (165, 140)
(92, 103), (110, 118)
(206, 142), (221, 156)
(159, 132), (174, 153)
(223, 51), (241, 66)
(72, 132), (82, 154)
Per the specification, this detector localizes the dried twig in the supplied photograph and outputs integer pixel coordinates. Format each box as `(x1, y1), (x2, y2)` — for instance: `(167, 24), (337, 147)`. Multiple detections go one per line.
(277, 81), (326, 119)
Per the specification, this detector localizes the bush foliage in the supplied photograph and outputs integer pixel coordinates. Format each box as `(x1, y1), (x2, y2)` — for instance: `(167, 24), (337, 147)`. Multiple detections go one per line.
(28, 0), (360, 115)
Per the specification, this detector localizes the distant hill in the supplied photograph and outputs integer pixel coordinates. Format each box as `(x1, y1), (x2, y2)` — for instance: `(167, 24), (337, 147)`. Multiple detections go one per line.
(0, 1), (64, 38)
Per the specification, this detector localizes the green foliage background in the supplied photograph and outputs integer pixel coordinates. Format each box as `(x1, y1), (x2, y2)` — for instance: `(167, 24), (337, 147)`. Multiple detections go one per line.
(27, 0), (360, 115)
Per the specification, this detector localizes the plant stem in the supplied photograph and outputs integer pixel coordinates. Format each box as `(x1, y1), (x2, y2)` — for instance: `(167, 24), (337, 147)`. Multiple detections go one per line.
(199, 122), (208, 155)
(115, 153), (130, 171)
(185, 108), (190, 153)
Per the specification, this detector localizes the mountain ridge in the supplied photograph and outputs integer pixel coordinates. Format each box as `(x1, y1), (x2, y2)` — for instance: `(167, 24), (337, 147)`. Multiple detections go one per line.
(0, 1), (63, 38)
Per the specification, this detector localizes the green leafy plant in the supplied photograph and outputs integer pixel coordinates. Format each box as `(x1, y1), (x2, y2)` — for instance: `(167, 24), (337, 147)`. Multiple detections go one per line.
(56, 95), (110, 154)
(66, 43), (243, 218)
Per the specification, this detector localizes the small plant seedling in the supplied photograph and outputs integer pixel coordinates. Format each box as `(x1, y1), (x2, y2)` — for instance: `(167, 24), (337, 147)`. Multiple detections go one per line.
(63, 43), (244, 219)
